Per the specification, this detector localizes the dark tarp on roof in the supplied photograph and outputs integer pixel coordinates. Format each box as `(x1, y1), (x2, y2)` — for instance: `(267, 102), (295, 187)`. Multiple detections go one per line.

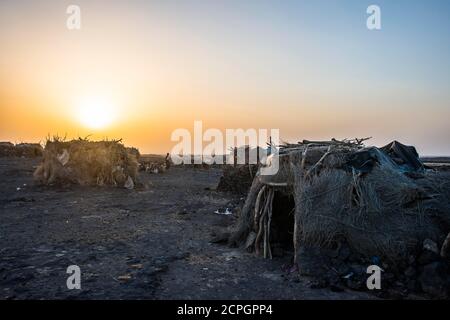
(380, 140), (424, 172)
(345, 140), (424, 174)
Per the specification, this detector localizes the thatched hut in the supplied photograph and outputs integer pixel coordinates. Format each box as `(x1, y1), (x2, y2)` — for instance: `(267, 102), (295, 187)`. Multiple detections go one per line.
(229, 139), (450, 268)
(0, 142), (43, 157)
(217, 164), (259, 194)
(217, 146), (264, 194)
(33, 138), (139, 188)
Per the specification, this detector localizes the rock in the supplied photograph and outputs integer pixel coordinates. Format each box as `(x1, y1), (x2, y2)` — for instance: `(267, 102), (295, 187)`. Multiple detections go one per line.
(423, 239), (439, 254)
(418, 262), (449, 298)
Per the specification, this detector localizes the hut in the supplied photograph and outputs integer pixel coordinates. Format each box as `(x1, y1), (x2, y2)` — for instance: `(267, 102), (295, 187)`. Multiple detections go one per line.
(33, 138), (139, 188)
(0, 142), (43, 157)
(229, 139), (450, 268)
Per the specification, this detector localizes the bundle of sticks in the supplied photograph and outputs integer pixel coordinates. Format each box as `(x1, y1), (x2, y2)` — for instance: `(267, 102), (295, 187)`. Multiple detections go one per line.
(253, 186), (275, 259)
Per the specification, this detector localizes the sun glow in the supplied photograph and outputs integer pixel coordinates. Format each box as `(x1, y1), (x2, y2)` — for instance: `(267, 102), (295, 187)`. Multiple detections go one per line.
(76, 96), (118, 129)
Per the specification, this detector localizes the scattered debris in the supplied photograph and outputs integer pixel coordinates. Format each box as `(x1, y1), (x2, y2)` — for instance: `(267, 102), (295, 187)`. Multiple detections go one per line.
(214, 208), (233, 215)
(117, 274), (132, 282)
(140, 162), (167, 174)
(138, 154), (170, 174)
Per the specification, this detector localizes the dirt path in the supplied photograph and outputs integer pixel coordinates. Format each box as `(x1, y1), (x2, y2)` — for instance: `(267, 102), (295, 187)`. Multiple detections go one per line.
(0, 158), (374, 299)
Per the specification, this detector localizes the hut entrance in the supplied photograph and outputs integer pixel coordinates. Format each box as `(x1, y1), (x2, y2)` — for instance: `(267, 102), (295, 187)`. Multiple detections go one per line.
(270, 191), (295, 256)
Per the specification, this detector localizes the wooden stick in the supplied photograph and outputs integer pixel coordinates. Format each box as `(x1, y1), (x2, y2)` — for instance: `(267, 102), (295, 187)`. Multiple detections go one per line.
(263, 182), (288, 187)
(254, 186), (266, 230)
(267, 189), (274, 259)
(263, 216), (268, 258)
(305, 145), (333, 177)
(263, 189), (274, 259)
(293, 216), (299, 265)
(255, 190), (271, 256)
(300, 145), (309, 172)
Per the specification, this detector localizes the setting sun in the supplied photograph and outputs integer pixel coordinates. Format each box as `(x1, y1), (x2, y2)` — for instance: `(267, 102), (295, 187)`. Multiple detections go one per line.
(76, 96), (118, 129)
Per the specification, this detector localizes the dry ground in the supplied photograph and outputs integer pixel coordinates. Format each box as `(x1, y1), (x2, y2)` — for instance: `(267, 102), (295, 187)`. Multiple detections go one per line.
(0, 157), (375, 299)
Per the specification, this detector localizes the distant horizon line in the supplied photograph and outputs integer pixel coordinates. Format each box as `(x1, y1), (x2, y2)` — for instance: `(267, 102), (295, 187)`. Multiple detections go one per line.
(1, 138), (449, 158)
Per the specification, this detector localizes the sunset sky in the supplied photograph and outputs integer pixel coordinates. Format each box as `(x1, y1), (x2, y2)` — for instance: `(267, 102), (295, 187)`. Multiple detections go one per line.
(1, 0), (449, 155)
